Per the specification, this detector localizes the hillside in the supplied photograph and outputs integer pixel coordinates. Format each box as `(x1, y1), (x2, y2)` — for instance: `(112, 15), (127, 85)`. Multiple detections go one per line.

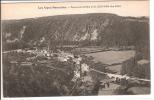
(2, 13), (150, 58)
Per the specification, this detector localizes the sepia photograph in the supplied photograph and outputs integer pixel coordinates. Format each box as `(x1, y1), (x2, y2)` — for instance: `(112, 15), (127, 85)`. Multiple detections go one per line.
(1, 0), (150, 98)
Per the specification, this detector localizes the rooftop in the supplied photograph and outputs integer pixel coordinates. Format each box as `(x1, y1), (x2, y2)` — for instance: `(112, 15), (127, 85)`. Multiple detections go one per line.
(137, 59), (150, 65)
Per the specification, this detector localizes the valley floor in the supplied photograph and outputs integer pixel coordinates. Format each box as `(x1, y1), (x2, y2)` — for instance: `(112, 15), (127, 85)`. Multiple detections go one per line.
(2, 48), (150, 96)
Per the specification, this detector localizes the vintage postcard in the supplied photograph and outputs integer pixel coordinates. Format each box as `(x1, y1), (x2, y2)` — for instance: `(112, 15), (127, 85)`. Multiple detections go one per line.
(1, 0), (150, 99)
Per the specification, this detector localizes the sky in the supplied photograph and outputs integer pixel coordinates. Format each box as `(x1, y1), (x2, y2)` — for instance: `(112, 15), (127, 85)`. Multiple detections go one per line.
(1, 1), (149, 20)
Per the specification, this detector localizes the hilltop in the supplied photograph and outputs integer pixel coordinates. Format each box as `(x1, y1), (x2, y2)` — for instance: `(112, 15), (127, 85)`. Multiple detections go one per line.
(2, 13), (150, 58)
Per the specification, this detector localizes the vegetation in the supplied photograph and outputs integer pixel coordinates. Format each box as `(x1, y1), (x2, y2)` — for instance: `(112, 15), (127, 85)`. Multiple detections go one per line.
(121, 56), (150, 79)
(3, 51), (107, 97)
(2, 14), (149, 53)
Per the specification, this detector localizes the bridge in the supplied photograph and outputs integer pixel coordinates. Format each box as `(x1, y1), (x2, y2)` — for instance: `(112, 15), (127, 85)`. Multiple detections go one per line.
(90, 68), (150, 82)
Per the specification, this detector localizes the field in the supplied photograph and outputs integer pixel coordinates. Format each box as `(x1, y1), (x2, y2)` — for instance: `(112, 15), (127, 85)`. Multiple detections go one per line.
(85, 50), (135, 65)
(85, 50), (135, 74)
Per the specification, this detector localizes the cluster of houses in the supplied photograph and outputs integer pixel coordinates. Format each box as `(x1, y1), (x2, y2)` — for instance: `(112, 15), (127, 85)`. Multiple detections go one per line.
(6, 48), (92, 84)
(55, 51), (91, 83)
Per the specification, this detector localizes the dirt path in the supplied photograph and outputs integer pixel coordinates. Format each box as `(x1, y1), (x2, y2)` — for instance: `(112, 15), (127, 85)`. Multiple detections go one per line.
(98, 83), (120, 95)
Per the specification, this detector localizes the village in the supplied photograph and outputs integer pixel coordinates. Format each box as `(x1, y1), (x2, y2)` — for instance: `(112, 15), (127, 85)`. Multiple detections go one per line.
(3, 46), (150, 96)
